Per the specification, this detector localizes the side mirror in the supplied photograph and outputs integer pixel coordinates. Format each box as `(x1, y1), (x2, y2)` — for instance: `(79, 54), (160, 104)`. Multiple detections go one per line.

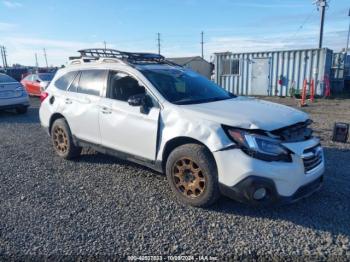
(128, 94), (145, 107)
(128, 94), (153, 114)
(35, 79), (40, 83)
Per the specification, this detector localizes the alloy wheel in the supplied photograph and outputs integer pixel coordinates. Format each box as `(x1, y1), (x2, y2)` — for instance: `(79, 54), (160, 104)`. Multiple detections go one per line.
(52, 126), (68, 154)
(172, 157), (206, 198)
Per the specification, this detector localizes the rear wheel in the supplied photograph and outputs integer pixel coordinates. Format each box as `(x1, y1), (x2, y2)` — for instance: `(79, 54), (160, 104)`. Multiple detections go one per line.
(16, 106), (27, 114)
(165, 143), (220, 207)
(51, 118), (81, 159)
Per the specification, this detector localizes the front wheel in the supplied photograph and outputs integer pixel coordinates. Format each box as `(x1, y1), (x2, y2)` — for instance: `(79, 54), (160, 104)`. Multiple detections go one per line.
(51, 118), (81, 159)
(165, 144), (220, 207)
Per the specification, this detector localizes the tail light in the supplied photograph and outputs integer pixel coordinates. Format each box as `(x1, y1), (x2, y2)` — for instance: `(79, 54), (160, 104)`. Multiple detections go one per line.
(40, 92), (49, 102)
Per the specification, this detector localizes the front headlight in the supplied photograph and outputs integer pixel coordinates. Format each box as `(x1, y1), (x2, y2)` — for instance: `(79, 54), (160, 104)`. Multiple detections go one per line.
(225, 127), (291, 162)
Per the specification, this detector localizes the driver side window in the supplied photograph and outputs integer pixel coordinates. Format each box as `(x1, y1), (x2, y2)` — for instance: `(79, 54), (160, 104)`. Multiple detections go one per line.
(108, 71), (145, 102)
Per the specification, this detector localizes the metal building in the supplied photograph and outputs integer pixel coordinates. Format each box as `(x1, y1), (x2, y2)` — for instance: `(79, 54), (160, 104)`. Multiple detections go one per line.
(167, 56), (213, 79)
(331, 52), (350, 92)
(214, 48), (333, 96)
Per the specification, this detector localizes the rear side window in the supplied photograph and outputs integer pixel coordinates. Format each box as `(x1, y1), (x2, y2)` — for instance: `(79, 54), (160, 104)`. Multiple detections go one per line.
(77, 70), (107, 96)
(68, 72), (80, 93)
(55, 71), (78, 90)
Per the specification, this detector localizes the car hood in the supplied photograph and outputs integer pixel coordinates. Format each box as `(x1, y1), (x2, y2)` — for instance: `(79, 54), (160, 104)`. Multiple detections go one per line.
(179, 96), (309, 131)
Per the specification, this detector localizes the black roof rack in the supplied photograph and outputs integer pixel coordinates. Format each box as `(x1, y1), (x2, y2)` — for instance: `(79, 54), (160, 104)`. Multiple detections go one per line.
(69, 48), (181, 67)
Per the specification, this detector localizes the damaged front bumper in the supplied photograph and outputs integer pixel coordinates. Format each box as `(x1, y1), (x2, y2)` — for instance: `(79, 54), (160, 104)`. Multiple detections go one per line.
(213, 137), (325, 205)
(219, 175), (323, 206)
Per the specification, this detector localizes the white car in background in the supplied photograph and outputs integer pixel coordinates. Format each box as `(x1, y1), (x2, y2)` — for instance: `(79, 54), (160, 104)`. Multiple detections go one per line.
(39, 49), (325, 207)
(0, 73), (29, 114)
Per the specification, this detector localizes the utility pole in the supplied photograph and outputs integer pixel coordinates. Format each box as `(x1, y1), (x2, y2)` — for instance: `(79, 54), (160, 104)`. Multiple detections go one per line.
(3, 46), (8, 68)
(157, 33), (161, 55)
(345, 8), (350, 66)
(43, 48), (48, 68)
(0, 46), (5, 68)
(315, 0), (328, 48)
(35, 53), (39, 73)
(201, 31), (204, 58)
(1, 46), (8, 68)
(103, 41), (107, 50)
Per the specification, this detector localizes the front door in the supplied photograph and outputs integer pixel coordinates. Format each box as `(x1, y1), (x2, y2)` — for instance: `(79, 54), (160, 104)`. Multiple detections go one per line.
(251, 58), (270, 96)
(99, 71), (160, 161)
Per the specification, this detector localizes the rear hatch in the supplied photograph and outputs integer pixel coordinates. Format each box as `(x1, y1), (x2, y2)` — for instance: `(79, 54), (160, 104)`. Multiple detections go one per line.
(0, 82), (24, 99)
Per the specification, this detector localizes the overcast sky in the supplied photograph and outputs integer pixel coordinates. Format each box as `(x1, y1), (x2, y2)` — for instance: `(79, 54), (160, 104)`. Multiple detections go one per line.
(0, 0), (349, 66)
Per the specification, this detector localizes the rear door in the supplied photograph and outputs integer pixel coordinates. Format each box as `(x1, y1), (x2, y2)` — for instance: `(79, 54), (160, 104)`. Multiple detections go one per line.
(62, 69), (108, 144)
(99, 70), (160, 160)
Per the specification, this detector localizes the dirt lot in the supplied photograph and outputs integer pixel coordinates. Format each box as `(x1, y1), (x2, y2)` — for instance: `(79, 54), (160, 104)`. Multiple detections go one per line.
(0, 97), (349, 260)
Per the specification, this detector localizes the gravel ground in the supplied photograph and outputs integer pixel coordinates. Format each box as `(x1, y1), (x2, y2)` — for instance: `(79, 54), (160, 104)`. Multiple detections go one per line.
(0, 97), (349, 261)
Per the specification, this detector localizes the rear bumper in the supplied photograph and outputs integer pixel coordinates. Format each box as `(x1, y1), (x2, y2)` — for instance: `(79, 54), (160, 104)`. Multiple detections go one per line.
(0, 103), (29, 110)
(219, 175), (323, 206)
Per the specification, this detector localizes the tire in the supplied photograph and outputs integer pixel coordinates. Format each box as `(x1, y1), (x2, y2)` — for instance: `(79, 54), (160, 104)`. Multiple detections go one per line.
(51, 118), (82, 159)
(16, 106), (28, 114)
(165, 143), (220, 207)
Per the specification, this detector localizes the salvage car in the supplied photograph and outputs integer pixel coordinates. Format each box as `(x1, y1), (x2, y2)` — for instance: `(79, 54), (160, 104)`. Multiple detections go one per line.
(39, 49), (325, 207)
(21, 72), (54, 96)
(0, 73), (29, 114)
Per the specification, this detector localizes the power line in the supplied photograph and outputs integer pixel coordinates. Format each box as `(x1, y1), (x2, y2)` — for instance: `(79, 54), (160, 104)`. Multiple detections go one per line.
(281, 10), (316, 43)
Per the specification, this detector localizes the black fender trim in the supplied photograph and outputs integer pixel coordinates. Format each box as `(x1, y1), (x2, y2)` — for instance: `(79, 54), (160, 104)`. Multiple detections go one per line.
(73, 136), (163, 173)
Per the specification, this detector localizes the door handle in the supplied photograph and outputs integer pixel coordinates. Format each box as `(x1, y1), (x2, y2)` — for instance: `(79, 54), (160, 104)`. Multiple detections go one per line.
(65, 98), (72, 104)
(101, 107), (112, 114)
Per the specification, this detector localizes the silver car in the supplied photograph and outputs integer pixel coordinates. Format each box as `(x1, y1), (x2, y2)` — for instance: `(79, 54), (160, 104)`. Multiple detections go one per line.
(0, 73), (29, 114)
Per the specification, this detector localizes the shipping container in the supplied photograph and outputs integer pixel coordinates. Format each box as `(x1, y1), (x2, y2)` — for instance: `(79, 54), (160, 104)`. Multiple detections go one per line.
(214, 48), (333, 96)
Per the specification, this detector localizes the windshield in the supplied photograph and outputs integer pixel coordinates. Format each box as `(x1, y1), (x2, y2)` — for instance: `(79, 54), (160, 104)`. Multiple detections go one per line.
(39, 73), (54, 81)
(0, 74), (17, 83)
(141, 68), (234, 105)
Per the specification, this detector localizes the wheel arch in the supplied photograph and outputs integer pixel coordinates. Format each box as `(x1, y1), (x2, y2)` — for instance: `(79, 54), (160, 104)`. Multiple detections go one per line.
(49, 113), (66, 135)
(161, 136), (217, 173)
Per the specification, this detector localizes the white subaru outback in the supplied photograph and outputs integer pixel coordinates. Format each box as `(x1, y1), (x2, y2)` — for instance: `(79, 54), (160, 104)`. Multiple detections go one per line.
(39, 49), (325, 207)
